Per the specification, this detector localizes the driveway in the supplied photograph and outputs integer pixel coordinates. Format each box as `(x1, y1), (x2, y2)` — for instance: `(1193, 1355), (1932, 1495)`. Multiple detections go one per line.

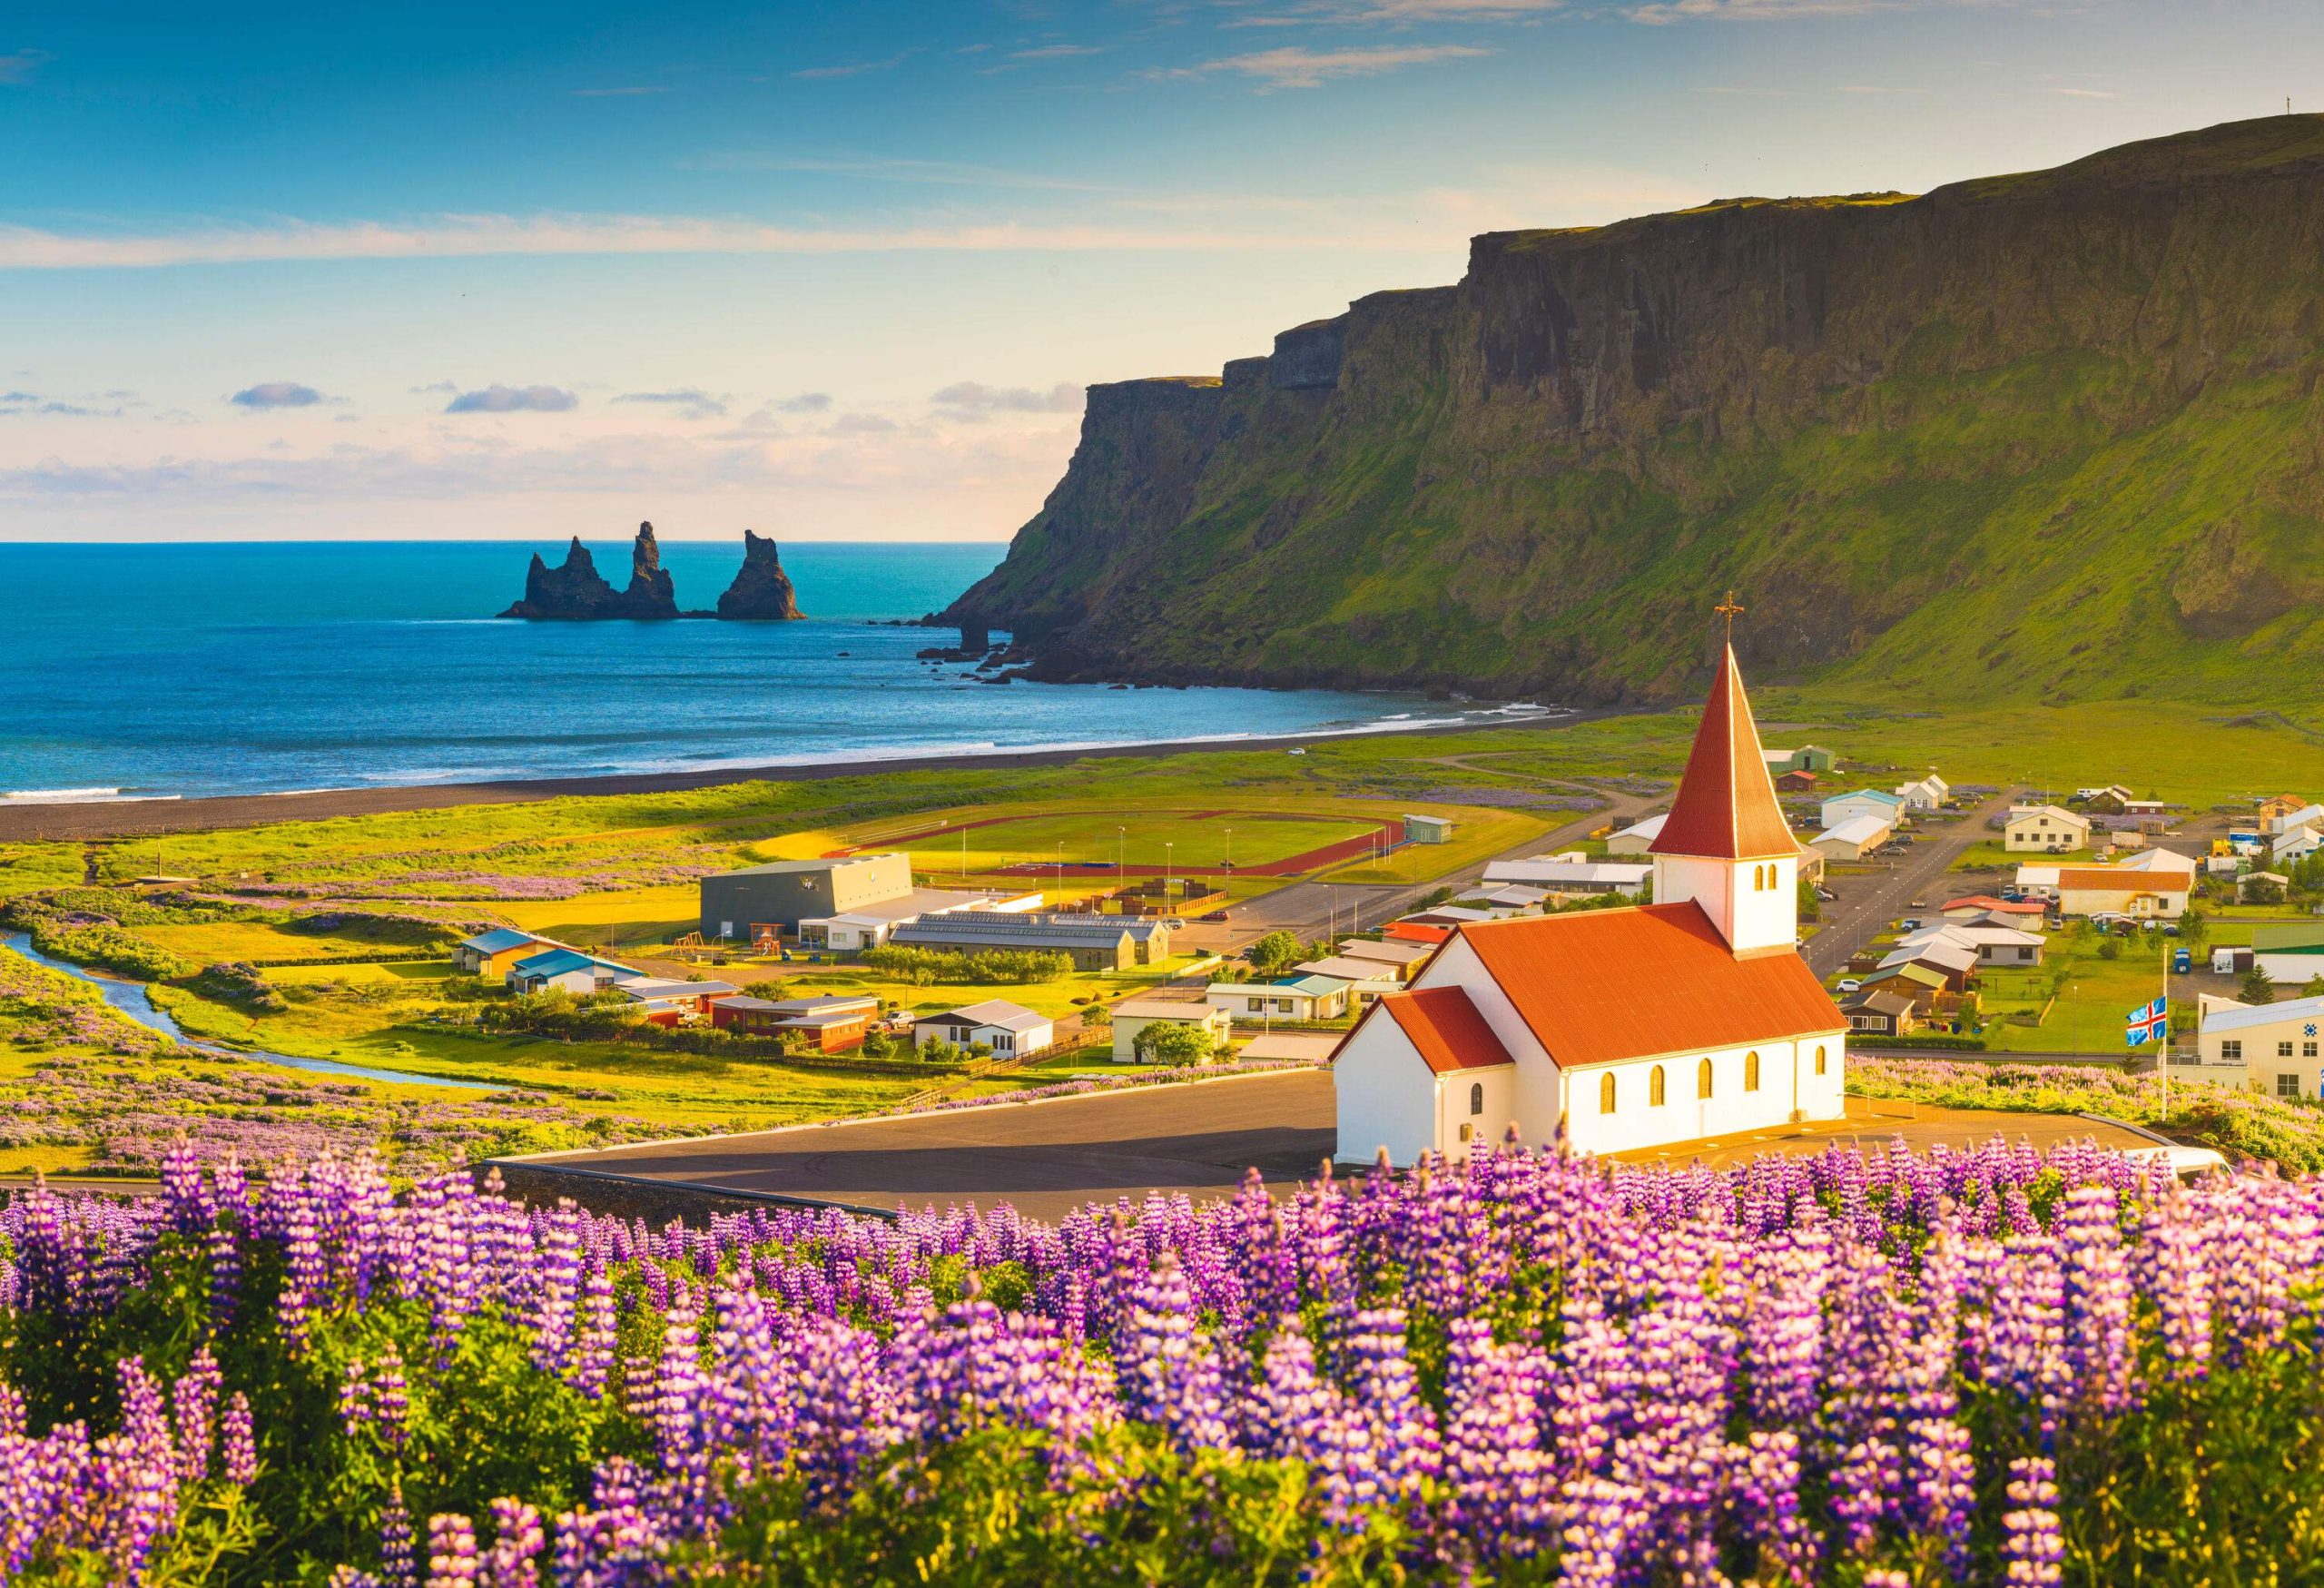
(1802, 789), (2020, 979)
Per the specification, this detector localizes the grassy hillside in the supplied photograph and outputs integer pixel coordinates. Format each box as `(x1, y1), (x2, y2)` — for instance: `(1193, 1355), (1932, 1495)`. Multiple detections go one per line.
(949, 115), (2324, 711)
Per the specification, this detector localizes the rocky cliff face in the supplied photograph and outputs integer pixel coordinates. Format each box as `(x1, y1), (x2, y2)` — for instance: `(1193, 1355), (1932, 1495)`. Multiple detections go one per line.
(503, 523), (681, 619)
(715, 531), (805, 619)
(945, 116), (2324, 706)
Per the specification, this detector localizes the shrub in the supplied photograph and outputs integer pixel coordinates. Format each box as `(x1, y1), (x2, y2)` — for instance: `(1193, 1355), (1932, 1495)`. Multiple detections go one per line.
(861, 945), (1074, 984)
(1133, 1020), (1213, 1067)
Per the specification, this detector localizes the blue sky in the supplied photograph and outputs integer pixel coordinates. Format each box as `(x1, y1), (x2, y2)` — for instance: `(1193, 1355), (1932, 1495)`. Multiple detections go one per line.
(2, 0), (2318, 540)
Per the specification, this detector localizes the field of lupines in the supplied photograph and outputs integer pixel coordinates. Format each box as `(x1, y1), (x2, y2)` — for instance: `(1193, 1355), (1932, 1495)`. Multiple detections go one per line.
(5, 1132), (2323, 1585)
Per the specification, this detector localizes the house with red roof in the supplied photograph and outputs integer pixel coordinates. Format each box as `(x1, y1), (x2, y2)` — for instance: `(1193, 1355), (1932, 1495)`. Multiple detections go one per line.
(1332, 642), (1847, 1165)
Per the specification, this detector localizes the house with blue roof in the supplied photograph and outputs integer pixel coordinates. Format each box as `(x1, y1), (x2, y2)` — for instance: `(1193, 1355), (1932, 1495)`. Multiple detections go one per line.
(1204, 972), (1353, 1023)
(454, 927), (556, 980)
(506, 947), (642, 996)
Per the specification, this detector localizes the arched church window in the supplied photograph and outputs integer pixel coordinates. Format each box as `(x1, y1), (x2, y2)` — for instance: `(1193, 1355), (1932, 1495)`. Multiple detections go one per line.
(1745, 1050), (1761, 1091)
(1599, 1073), (1616, 1114)
(1469, 1082), (1484, 1116)
(1649, 1065), (1666, 1107)
(1698, 1058), (1714, 1099)
(1814, 1045), (1827, 1076)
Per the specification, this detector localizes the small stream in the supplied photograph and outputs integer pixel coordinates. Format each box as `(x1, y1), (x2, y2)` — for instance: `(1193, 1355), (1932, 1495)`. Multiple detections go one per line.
(3, 931), (497, 1091)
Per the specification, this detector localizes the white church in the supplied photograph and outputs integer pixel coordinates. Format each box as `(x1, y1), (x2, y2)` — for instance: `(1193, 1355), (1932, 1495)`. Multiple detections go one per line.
(1332, 642), (1848, 1163)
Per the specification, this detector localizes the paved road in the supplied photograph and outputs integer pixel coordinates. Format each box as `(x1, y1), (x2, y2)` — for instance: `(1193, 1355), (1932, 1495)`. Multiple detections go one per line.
(505, 1066), (2170, 1220)
(1802, 789), (2020, 978)
(505, 1068), (1338, 1222)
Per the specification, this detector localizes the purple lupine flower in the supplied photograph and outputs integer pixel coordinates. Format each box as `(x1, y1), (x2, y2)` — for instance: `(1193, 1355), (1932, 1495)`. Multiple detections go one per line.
(2002, 1455), (2064, 1585)
(221, 1392), (258, 1484)
(424, 1512), (480, 1588)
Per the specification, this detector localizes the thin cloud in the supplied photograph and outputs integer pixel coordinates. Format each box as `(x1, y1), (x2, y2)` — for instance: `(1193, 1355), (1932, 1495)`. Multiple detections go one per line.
(931, 380), (1083, 416)
(230, 381), (326, 409)
(777, 392), (833, 413)
(829, 412), (900, 433)
(1231, 0), (1558, 19)
(572, 84), (670, 97)
(0, 48), (52, 85)
(683, 153), (1108, 192)
(1161, 44), (1491, 89)
(443, 383), (578, 414)
(792, 52), (912, 79)
(0, 392), (119, 418)
(613, 388), (729, 419)
(1011, 44), (1105, 59)
(2055, 86), (2118, 98)
(1628, 0), (1894, 20)
(0, 212), (1461, 270)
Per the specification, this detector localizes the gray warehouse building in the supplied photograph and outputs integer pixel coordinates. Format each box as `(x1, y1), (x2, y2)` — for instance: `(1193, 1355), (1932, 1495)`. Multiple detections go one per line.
(698, 853), (913, 938)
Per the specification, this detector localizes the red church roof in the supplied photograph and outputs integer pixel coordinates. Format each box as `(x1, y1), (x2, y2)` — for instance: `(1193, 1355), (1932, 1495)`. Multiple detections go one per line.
(1456, 902), (1844, 1070)
(1649, 643), (1801, 863)
(1363, 985), (1514, 1074)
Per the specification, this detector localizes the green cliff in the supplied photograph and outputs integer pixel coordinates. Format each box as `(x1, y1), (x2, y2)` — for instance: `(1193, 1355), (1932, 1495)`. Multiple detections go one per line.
(946, 116), (2324, 705)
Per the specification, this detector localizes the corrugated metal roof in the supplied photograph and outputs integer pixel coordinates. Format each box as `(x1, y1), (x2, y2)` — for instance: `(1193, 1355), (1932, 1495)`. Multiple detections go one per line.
(920, 1000), (1049, 1032)
(1650, 645), (1800, 862)
(1818, 815), (1892, 846)
(459, 928), (540, 954)
(1456, 902), (1844, 1070)
(2056, 868), (2183, 892)
(2201, 994), (2324, 1032)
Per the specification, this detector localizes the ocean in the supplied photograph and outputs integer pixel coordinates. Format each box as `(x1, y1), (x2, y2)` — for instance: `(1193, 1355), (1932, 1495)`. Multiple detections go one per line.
(0, 540), (1531, 802)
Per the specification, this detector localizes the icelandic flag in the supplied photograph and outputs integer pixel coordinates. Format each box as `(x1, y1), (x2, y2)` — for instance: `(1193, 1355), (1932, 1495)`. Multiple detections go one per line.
(2126, 997), (2168, 1047)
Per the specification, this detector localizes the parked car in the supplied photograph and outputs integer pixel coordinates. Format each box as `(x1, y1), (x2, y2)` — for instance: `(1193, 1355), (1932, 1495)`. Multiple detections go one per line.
(1837, 978), (1862, 993)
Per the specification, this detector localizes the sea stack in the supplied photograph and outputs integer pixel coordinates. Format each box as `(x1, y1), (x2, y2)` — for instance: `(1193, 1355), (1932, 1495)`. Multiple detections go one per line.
(714, 530), (805, 620)
(500, 523), (682, 618)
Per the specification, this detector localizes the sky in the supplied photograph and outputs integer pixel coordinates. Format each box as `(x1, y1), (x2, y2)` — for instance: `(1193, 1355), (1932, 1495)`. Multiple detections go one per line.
(2, 0), (2319, 543)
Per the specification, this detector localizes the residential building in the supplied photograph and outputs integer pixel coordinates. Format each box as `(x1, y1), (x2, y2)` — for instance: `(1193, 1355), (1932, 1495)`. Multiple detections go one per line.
(1602, 814), (1668, 857)
(614, 979), (739, 1026)
(699, 853), (915, 939)
(1820, 789), (1905, 830)
(1812, 814), (1894, 863)
(1763, 745), (1837, 774)
(2074, 784), (2133, 807)
(2256, 794), (2310, 829)
(2196, 994), (2324, 1100)
(1842, 989), (1920, 1036)
(1875, 939), (1979, 991)
(711, 994), (880, 1052)
(453, 928), (554, 980)
(1899, 922), (2044, 967)
(1292, 956), (1403, 1005)
(1857, 961), (1949, 1005)
(1336, 938), (1436, 980)
(2240, 871), (2293, 902)
(2274, 828), (2324, 867)
(2014, 864), (2063, 899)
(2005, 805), (2092, 853)
(1331, 642), (1844, 1165)
(1479, 858), (1652, 898)
(2054, 867), (2190, 920)
(913, 1001), (1055, 1057)
(1941, 895), (2048, 923)
(505, 948), (640, 996)
(1384, 921), (1454, 945)
(1108, 998), (1234, 1062)
(1895, 776), (1949, 812)
(1210, 975), (1353, 1023)
(1775, 769), (1819, 793)
(2252, 925), (2324, 988)
(1403, 814), (1455, 845)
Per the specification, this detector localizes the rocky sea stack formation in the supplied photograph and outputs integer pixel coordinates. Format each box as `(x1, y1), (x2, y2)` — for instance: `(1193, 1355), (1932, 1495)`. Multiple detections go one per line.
(940, 115), (2324, 709)
(714, 530), (805, 619)
(502, 523), (681, 619)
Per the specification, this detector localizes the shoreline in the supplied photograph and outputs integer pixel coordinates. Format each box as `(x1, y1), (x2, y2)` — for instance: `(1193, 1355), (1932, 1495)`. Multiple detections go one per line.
(0, 705), (1632, 842)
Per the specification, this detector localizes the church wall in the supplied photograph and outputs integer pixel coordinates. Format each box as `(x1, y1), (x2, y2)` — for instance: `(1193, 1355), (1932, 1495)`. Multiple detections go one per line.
(1407, 936), (1564, 1142)
(1332, 1015), (1443, 1167)
(1652, 853), (1798, 955)
(1562, 1036), (1837, 1157)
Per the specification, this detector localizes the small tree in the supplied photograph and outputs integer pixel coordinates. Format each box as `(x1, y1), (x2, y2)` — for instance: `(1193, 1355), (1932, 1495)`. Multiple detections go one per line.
(1246, 931), (1302, 975)
(2240, 965), (2277, 1006)
(1135, 1021), (1214, 1068)
(1797, 876), (1823, 922)
(743, 978), (790, 1001)
(2305, 972), (2324, 999)
(859, 1027), (892, 1060)
(2176, 907), (2207, 947)
(2098, 936), (2122, 962)
(1080, 1002), (1112, 1028)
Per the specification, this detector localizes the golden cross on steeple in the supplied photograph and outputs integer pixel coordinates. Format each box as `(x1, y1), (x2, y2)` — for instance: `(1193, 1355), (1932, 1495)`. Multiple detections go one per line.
(1715, 589), (1746, 642)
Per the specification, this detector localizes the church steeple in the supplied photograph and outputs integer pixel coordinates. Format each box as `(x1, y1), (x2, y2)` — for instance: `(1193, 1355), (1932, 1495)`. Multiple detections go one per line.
(1650, 636), (1802, 956)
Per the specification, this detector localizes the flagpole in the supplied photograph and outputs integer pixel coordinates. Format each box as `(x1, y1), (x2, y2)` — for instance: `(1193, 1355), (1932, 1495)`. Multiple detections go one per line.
(2161, 927), (2171, 1124)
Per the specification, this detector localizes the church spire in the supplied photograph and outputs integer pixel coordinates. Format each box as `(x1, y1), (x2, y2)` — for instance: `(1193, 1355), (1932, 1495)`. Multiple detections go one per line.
(1649, 641), (1799, 863)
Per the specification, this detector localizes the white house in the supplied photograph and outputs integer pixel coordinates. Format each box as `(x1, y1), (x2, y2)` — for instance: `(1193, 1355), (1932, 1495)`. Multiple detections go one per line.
(1335, 938), (1436, 980)
(1811, 814), (1893, 862)
(2013, 864), (2063, 900)
(1603, 814), (1669, 857)
(505, 948), (642, 996)
(2117, 847), (2199, 877)
(2275, 828), (2324, 867)
(1480, 858), (1652, 898)
(913, 1000), (1054, 1056)
(1820, 789), (1905, 830)
(2053, 867), (2189, 920)
(2005, 805), (2092, 853)
(1895, 776), (1949, 812)
(1108, 998), (1233, 1063)
(1294, 956), (1405, 1005)
(2075, 784), (2134, 806)
(1208, 975), (1351, 1023)
(1332, 642), (1846, 1166)
(2196, 994), (2324, 1100)
(1899, 922), (2045, 967)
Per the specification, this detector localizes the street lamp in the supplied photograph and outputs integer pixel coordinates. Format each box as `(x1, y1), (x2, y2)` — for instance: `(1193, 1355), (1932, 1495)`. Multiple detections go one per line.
(1165, 842), (1175, 895)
